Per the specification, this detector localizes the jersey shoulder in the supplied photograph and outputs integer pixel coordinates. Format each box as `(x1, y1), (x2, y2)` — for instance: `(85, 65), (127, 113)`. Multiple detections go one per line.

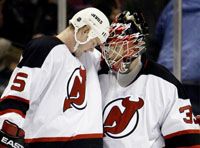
(142, 57), (188, 99)
(18, 36), (63, 68)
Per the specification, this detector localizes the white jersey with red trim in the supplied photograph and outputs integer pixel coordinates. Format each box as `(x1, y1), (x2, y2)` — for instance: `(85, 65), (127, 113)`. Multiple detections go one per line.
(0, 36), (103, 147)
(99, 56), (200, 148)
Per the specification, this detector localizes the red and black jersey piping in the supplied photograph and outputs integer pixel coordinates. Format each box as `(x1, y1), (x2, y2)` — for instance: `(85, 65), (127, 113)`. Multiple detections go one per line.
(164, 129), (200, 147)
(18, 36), (64, 68)
(0, 95), (29, 118)
(25, 134), (103, 148)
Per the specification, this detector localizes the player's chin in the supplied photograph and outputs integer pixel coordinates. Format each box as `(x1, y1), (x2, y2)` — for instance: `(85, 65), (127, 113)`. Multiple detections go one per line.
(74, 49), (84, 57)
(83, 47), (94, 52)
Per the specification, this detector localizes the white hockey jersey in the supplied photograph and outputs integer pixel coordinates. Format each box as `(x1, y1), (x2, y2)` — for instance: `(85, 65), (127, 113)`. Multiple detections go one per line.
(99, 56), (200, 148)
(0, 36), (103, 147)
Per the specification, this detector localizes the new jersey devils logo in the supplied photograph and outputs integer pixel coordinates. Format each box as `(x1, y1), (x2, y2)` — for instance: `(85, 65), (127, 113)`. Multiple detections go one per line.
(63, 66), (87, 112)
(103, 96), (144, 138)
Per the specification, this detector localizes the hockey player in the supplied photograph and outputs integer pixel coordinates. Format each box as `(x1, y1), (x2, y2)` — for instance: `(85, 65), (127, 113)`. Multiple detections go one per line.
(99, 11), (200, 148)
(0, 7), (110, 148)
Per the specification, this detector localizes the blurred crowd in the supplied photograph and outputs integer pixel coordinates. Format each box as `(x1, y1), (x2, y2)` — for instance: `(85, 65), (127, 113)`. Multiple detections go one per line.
(0, 0), (199, 115)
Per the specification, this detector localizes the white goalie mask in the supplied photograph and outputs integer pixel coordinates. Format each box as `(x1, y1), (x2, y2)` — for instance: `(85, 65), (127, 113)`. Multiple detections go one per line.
(102, 11), (148, 73)
(69, 7), (110, 45)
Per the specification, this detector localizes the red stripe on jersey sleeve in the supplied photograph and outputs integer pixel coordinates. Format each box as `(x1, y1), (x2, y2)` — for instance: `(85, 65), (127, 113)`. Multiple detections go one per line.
(25, 133), (103, 143)
(177, 145), (200, 148)
(1, 95), (29, 104)
(164, 129), (200, 139)
(0, 109), (26, 118)
(0, 95), (29, 118)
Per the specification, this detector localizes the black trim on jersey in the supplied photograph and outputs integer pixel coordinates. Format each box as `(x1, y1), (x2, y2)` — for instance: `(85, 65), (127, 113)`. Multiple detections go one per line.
(98, 59), (110, 75)
(165, 133), (200, 147)
(25, 138), (102, 148)
(18, 36), (64, 68)
(0, 98), (29, 116)
(98, 54), (188, 99)
(139, 54), (188, 99)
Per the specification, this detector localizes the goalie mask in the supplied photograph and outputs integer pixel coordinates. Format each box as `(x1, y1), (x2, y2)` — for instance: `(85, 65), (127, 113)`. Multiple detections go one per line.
(102, 11), (148, 73)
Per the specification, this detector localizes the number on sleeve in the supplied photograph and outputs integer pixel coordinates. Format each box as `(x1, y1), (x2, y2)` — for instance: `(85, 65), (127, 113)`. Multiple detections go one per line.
(179, 105), (193, 124)
(11, 72), (28, 92)
(179, 105), (198, 124)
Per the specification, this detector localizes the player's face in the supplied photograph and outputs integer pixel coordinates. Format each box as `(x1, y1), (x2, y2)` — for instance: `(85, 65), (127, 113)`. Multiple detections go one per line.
(107, 42), (125, 62)
(80, 37), (101, 52)
(74, 37), (101, 57)
(104, 40), (140, 72)
(101, 41), (126, 71)
(76, 25), (91, 43)
(107, 41), (139, 61)
(74, 25), (102, 56)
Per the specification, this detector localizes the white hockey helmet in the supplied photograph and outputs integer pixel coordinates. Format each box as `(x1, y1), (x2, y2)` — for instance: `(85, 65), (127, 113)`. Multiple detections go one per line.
(69, 7), (110, 44)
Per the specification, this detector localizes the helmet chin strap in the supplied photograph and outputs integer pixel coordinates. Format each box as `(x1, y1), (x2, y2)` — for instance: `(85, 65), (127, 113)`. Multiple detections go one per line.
(73, 28), (82, 52)
(117, 55), (142, 87)
(73, 27), (95, 52)
(73, 42), (80, 52)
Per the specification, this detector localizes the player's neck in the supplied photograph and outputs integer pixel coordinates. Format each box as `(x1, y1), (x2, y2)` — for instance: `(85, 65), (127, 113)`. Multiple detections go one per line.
(117, 56), (142, 87)
(56, 28), (76, 53)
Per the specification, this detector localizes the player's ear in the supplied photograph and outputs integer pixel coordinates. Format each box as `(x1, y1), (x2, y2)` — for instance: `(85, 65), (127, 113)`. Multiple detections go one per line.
(80, 25), (90, 35)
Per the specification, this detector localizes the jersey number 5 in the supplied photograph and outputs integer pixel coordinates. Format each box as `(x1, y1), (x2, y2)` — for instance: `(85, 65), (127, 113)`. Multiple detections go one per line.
(11, 72), (28, 92)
